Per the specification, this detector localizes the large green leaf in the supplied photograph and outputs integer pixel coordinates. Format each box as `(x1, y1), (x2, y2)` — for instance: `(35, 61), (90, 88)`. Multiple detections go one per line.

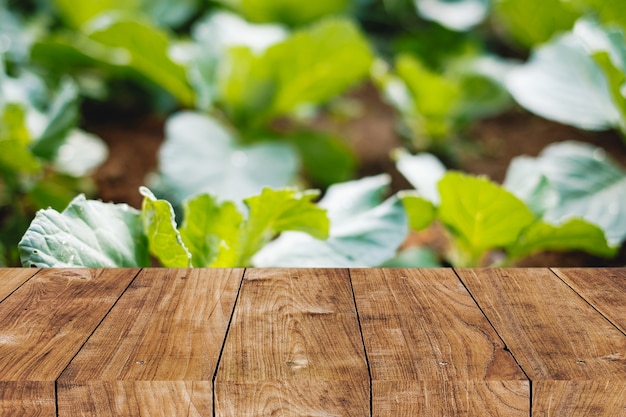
(493, 0), (579, 47)
(32, 18), (194, 106)
(238, 188), (329, 266)
(504, 141), (626, 246)
(18, 195), (149, 267)
(156, 111), (298, 205)
(175, 187), (328, 267)
(508, 218), (618, 260)
(574, 18), (626, 133)
(88, 19), (194, 105)
(399, 192), (437, 231)
(30, 79), (80, 161)
(140, 187), (192, 268)
(395, 54), (460, 140)
(0, 103), (40, 174)
(178, 194), (243, 268)
(253, 175), (407, 267)
(506, 32), (621, 131)
(215, 0), (350, 27)
(217, 18), (373, 125)
(53, 0), (141, 28)
(438, 172), (535, 260)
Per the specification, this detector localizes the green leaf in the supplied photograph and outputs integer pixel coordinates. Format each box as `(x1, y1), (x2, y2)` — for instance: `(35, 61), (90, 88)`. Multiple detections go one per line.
(31, 79), (80, 160)
(18, 195), (149, 267)
(438, 172), (535, 260)
(218, 18), (373, 125)
(179, 194), (243, 268)
(415, 0), (489, 31)
(216, 0), (350, 27)
(253, 175), (408, 267)
(290, 131), (357, 186)
(238, 188), (329, 265)
(156, 111), (298, 205)
(506, 32), (621, 131)
(140, 187), (192, 267)
(395, 54), (461, 139)
(504, 140), (626, 246)
(87, 19), (195, 106)
(493, 0), (579, 47)
(574, 18), (626, 133)
(268, 18), (373, 115)
(399, 192), (436, 231)
(0, 103), (40, 174)
(33, 18), (195, 106)
(217, 46), (277, 125)
(508, 218), (618, 260)
(53, 0), (141, 28)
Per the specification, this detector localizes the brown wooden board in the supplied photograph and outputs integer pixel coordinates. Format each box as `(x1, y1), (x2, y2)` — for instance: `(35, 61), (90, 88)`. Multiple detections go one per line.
(0, 268), (38, 302)
(215, 268), (369, 417)
(457, 268), (626, 416)
(0, 269), (138, 382)
(57, 381), (213, 417)
(58, 268), (243, 416)
(0, 382), (55, 417)
(553, 268), (626, 335)
(351, 268), (529, 416)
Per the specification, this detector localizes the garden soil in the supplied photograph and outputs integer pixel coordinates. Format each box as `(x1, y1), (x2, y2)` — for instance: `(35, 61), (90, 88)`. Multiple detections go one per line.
(89, 84), (626, 267)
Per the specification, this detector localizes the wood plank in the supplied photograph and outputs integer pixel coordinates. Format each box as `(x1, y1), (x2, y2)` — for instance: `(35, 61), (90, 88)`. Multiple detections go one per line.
(351, 268), (529, 416)
(57, 381), (213, 417)
(457, 268), (626, 416)
(58, 269), (243, 416)
(215, 268), (369, 417)
(0, 268), (38, 302)
(0, 268), (138, 381)
(0, 382), (55, 417)
(553, 268), (626, 334)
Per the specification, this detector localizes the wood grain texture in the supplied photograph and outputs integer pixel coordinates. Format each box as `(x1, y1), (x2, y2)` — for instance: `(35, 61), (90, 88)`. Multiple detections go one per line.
(0, 268), (38, 302)
(553, 268), (626, 335)
(457, 268), (626, 416)
(215, 268), (369, 417)
(0, 382), (55, 417)
(351, 268), (528, 416)
(0, 268), (138, 381)
(374, 381), (529, 417)
(533, 381), (626, 417)
(59, 268), (243, 382)
(57, 381), (213, 417)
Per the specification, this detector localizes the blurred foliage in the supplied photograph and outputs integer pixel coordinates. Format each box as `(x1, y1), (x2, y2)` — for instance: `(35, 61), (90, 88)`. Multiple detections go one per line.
(3, 0), (626, 267)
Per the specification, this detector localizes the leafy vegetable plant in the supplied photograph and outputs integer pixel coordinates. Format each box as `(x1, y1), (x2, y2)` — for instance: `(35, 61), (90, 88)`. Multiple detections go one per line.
(0, 59), (106, 266)
(506, 18), (626, 137)
(19, 175), (407, 268)
(396, 145), (620, 266)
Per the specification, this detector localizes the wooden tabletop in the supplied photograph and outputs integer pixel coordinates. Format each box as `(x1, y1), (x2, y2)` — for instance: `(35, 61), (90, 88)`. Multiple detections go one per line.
(1, 268), (625, 416)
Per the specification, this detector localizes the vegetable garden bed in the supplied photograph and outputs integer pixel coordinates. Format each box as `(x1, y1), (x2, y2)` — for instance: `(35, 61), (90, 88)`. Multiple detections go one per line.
(2, 0), (626, 268)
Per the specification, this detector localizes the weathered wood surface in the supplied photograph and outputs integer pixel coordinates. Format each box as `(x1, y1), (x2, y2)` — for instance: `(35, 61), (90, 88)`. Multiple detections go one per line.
(58, 268), (242, 416)
(215, 268), (369, 416)
(0, 268), (38, 302)
(457, 268), (626, 417)
(351, 268), (529, 416)
(1, 267), (626, 416)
